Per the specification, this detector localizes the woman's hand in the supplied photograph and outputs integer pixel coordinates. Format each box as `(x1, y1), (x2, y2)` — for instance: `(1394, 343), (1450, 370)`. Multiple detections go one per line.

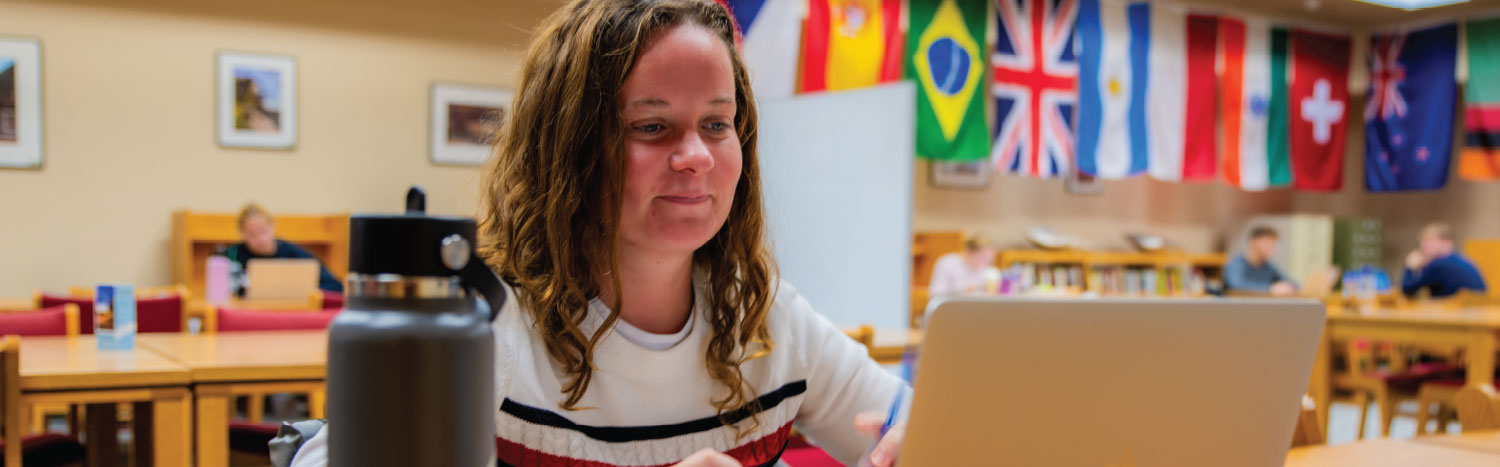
(672, 449), (740, 467)
(855, 411), (907, 467)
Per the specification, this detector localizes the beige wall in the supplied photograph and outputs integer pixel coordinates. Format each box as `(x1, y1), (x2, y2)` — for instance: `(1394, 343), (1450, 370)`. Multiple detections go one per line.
(0, 0), (559, 296)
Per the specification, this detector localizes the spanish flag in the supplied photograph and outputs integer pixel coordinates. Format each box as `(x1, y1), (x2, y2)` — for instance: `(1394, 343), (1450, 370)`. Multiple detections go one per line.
(800, 0), (905, 93)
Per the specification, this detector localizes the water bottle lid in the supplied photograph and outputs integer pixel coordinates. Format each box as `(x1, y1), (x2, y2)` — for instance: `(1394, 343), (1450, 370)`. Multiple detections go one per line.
(348, 187), (479, 277)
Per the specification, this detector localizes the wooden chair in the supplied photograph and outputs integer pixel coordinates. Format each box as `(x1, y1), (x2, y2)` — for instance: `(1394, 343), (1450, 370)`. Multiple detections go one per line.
(51, 284), (193, 334)
(0, 305), (84, 436)
(1456, 384), (1500, 431)
(843, 325), (875, 357)
(1331, 336), (1461, 439)
(205, 305), (335, 428)
(1, 336), (88, 466)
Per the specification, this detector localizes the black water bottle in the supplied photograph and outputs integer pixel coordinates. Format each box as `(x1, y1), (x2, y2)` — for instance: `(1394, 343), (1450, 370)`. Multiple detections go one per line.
(327, 187), (506, 467)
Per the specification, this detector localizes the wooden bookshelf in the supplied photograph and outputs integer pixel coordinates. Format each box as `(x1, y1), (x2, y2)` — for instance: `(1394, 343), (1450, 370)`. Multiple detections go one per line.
(998, 249), (1227, 297)
(171, 210), (350, 299)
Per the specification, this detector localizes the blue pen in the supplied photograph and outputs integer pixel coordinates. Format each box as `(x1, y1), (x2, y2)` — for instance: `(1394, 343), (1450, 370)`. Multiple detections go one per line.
(862, 347), (916, 467)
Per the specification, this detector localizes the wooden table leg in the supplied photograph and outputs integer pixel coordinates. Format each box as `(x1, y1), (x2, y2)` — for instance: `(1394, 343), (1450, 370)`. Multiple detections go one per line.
(84, 403), (119, 467)
(1469, 329), (1498, 386)
(197, 385), (233, 467)
(133, 401), (153, 466)
(151, 388), (192, 467)
(1310, 327), (1332, 437)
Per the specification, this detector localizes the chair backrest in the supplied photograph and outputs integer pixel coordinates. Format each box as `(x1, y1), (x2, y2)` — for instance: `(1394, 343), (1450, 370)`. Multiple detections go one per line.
(843, 325), (875, 356)
(1, 335), (21, 466)
(50, 284), (193, 334)
(1463, 239), (1500, 299)
(0, 305), (80, 337)
(206, 306), (339, 333)
(1456, 383), (1500, 431)
(38, 294), (95, 334)
(320, 291), (345, 310)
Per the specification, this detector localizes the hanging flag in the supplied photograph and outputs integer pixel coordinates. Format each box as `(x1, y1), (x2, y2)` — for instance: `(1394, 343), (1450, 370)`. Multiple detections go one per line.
(1219, 16), (1290, 191)
(1147, 10), (1219, 183)
(1459, 17), (1500, 181)
(1289, 29), (1351, 191)
(801, 0), (904, 93)
(993, 0), (1080, 178)
(909, 0), (990, 161)
(718, 0), (807, 100)
(1365, 24), (1459, 192)
(1075, 0), (1148, 179)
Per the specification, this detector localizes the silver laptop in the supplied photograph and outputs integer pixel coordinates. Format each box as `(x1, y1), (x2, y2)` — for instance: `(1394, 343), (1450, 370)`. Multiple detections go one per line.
(245, 258), (320, 301)
(900, 297), (1325, 467)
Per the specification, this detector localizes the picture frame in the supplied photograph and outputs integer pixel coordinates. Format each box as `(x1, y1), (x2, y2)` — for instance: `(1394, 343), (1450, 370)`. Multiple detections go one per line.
(217, 51), (297, 150)
(0, 36), (42, 170)
(430, 82), (512, 166)
(929, 159), (992, 189)
(1064, 167), (1101, 195)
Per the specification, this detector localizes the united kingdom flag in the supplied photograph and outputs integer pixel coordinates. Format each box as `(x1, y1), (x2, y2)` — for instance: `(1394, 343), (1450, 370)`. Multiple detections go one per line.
(992, 0), (1080, 178)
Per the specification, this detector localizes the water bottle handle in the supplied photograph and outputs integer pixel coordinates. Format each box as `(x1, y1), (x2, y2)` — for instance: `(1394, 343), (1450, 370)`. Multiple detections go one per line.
(459, 252), (507, 322)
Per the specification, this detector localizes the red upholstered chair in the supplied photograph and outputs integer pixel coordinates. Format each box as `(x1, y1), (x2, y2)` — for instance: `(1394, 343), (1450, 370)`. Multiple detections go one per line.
(2, 336), (88, 466)
(54, 285), (190, 334)
(205, 305), (337, 458)
(319, 291), (345, 310)
(205, 306), (340, 333)
(0, 305), (81, 337)
(36, 294), (94, 334)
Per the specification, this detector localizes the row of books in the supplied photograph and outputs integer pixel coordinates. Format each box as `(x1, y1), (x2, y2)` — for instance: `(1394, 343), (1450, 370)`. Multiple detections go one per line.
(1000, 263), (1217, 297)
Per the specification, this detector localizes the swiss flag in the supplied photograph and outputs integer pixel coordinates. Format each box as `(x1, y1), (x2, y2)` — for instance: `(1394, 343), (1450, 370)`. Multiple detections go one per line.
(1289, 30), (1352, 191)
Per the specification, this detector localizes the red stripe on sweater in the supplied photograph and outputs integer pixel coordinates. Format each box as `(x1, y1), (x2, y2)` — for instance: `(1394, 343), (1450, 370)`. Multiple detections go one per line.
(497, 421), (794, 467)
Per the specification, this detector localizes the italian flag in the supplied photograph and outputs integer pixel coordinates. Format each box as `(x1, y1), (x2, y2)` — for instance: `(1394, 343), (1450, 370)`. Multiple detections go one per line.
(1219, 16), (1292, 191)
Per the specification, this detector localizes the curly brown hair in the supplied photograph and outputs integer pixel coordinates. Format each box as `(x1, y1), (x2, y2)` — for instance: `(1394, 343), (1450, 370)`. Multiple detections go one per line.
(478, 0), (776, 431)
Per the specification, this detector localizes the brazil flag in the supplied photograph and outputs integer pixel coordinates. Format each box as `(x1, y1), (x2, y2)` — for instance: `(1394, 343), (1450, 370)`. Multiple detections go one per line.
(908, 0), (989, 161)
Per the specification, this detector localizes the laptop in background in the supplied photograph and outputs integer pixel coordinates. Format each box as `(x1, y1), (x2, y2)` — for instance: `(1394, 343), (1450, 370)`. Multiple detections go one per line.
(245, 258), (320, 301)
(899, 297), (1325, 467)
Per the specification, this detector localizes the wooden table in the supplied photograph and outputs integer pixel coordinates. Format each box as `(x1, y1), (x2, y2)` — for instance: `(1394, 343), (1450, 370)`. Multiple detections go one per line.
(18, 336), (193, 466)
(1415, 430), (1500, 455)
(1307, 306), (1500, 435)
(1285, 438), (1500, 466)
(867, 328), (923, 364)
(138, 331), (328, 467)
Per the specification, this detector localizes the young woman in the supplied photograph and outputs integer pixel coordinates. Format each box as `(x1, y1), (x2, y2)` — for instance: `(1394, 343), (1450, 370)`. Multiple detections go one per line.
(291, 1), (906, 465)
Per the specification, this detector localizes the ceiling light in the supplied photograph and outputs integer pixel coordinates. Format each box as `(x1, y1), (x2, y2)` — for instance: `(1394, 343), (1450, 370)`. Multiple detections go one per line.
(1356, 0), (1470, 10)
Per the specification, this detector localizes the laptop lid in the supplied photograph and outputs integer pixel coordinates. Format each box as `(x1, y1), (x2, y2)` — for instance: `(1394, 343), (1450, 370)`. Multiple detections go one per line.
(245, 258), (320, 301)
(900, 297), (1324, 467)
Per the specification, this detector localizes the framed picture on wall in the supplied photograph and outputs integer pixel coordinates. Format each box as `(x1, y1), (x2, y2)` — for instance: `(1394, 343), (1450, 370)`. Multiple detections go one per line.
(430, 82), (512, 166)
(929, 159), (991, 189)
(217, 51), (297, 150)
(0, 36), (42, 170)
(1065, 167), (1101, 195)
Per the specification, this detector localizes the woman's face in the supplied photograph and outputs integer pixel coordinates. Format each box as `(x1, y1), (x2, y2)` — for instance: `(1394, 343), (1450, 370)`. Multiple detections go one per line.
(616, 23), (742, 257)
(241, 214), (277, 256)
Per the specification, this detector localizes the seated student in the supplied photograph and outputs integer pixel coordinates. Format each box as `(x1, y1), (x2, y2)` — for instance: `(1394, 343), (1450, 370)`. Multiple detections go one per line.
(289, 2), (907, 466)
(1402, 222), (1487, 298)
(1225, 226), (1297, 296)
(928, 235), (998, 296)
(230, 203), (344, 296)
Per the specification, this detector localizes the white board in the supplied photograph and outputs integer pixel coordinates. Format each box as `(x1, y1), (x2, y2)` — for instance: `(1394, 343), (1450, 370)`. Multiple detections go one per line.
(756, 82), (915, 329)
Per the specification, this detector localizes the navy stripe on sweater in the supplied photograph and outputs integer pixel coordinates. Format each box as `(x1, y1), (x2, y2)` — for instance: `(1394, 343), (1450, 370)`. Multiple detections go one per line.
(498, 380), (807, 443)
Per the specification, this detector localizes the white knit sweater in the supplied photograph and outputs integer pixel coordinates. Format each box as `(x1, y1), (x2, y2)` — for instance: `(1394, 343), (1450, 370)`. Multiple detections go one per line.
(291, 279), (905, 466)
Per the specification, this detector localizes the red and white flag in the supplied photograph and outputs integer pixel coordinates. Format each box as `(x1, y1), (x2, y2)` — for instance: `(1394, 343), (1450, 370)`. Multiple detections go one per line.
(1289, 30), (1351, 191)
